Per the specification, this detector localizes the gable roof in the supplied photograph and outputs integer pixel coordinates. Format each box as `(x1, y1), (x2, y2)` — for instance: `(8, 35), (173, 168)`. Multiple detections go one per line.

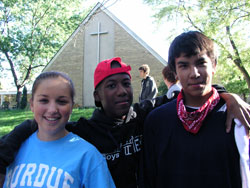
(44, 2), (166, 71)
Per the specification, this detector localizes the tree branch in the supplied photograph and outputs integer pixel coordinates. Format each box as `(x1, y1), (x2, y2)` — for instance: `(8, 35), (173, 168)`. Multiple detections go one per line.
(182, 4), (203, 33)
(29, 5), (51, 57)
(4, 51), (19, 88)
(20, 64), (44, 87)
(226, 26), (250, 91)
(31, 23), (52, 60)
(231, 13), (250, 27)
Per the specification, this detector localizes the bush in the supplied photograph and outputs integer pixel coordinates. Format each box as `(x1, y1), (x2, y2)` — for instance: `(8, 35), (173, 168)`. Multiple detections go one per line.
(157, 81), (168, 96)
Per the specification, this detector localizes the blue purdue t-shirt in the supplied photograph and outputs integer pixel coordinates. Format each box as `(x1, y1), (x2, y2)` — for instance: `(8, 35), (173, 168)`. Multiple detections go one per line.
(4, 131), (115, 188)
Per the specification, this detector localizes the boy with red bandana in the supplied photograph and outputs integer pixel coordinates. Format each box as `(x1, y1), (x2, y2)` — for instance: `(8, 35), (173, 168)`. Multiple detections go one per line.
(143, 31), (250, 188)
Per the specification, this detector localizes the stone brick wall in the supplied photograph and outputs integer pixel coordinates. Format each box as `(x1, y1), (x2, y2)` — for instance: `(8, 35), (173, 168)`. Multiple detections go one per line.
(45, 30), (85, 107)
(114, 23), (165, 103)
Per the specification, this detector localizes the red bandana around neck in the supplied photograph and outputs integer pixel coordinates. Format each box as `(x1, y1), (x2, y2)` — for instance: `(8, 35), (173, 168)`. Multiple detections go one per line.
(176, 87), (220, 134)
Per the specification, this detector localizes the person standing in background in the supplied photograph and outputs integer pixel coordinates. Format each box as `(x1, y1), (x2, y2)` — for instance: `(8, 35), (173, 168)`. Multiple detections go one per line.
(153, 65), (182, 107)
(162, 65), (181, 100)
(138, 64), (158, 102)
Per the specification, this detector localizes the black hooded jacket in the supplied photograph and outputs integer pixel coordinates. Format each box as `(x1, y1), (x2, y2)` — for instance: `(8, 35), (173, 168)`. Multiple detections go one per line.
(67, 106), (149, 188)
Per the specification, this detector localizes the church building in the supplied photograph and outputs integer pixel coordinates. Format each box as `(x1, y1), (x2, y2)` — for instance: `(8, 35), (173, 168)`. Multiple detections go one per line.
(44, 2), (166, 107)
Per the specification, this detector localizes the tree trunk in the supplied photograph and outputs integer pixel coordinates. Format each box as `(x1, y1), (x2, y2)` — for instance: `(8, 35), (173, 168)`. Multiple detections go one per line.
(226, 26), (250, 94)
(233, 58), (250, 94)
(16, 88), (22, 109)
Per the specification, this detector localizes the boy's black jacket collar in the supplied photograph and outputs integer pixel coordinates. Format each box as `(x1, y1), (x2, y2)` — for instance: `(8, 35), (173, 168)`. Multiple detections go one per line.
(89, 107), (137, 128)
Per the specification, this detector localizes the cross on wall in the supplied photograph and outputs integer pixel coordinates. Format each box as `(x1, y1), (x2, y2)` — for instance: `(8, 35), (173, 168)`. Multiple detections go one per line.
(90, 22), (108, 64)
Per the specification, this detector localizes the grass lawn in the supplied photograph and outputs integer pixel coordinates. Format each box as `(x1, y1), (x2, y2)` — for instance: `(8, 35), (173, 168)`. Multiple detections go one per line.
(0, 108), (94, 137)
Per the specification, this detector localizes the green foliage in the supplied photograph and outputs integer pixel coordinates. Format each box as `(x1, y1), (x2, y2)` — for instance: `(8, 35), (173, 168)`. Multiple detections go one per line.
(0, 108), (95, 137)
(144, 0), (250, 96)
(20, 85), (27, 109)
(157, 80), (168, 96)
(0, 109), (33, 137)
(0, 0), (90, 104)
(69, 108), (95, 122)
(214, 57), (249, 99)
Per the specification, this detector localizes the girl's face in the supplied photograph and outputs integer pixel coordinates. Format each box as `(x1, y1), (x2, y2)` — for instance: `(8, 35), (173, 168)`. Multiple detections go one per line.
(30, 77), (73, 141)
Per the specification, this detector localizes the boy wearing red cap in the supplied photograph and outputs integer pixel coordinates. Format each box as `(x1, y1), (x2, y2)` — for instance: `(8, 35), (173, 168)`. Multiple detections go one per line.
(0, 56), (250, 188)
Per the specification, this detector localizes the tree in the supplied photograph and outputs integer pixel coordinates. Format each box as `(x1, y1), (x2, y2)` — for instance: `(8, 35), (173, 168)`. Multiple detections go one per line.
(0, 0), (90, 108)
(20, 85), (27, 109)
(144, 0), (250, 97)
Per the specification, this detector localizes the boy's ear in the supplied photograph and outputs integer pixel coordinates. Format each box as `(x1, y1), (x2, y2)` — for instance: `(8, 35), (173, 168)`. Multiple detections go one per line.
(93, 90), (101, 103)
(176, 74), (179, 81)
(175, 74), (178, 81)
(212, 63), (217, 75)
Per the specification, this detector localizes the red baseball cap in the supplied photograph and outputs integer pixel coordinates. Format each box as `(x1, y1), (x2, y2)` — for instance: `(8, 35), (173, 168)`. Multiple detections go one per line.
(94, 57), (131, 89)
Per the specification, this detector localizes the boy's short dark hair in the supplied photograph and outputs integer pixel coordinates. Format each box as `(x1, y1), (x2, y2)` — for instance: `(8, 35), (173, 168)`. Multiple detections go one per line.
(162, 66), (177, 84)
(139, 64), (150, 74)
(168, 31), (217, 72)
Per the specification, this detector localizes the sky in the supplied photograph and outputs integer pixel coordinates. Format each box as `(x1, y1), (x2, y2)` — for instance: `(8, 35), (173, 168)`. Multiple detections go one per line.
(1, 0), (174, 90)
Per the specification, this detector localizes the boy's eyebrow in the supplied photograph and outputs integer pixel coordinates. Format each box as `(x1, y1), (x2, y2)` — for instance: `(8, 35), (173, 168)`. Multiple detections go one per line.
(106, 77), (131, 83)
(176, 61), (188, 65)
(106, 78), (117, 82)
(123, 78), (131, 81)
(176, 56), (207, 65)
(197, 57), (206, 62)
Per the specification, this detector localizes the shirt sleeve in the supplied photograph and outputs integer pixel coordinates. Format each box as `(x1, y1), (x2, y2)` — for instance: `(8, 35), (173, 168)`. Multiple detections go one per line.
(212, 84), (227, 93)
(234, 118), (250, 188)
(0, 120), (37, 174)
(83, 151), (116, 188)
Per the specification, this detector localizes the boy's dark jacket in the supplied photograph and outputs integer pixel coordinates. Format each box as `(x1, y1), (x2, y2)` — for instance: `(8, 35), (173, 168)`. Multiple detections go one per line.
(143, 98), (241, 188)
(0, 85), (226, 188)
(139, 76), (158, 102)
